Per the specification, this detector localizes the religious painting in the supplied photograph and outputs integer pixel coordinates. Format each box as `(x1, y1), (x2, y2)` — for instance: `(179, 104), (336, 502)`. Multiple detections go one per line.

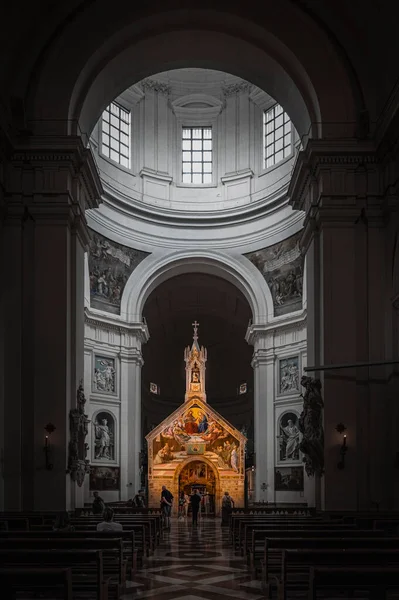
(274, 466), (304, 492)
(93, 355), (116, 394)
(179, 461), (216, 496)
(279, 356), (300, 395)
(152, 403), (241, 473)
(88, 230), (150, 314)
(92, 411), (115, 462)
(277, 411), (301, 463)
(90, 466), (120, 491)
(244, 232), (304, 316)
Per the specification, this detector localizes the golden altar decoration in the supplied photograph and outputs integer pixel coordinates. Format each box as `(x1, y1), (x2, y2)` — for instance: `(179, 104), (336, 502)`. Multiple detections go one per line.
(146, 322), (246, 514)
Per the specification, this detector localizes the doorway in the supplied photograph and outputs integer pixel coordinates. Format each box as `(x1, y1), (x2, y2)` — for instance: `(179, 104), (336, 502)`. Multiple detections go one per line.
(178, 459), (217, 516)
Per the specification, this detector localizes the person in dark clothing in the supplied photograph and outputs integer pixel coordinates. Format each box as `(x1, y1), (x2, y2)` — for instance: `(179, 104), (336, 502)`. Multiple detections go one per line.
(161, 485), (174, 528)
(92, 491), (105, 515)
(133, 490), (146, 508)
(190, 489), (201, 525)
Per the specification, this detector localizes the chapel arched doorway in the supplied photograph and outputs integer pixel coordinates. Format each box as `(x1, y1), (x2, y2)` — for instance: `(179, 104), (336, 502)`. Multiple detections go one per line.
(178, 459), (216, 516)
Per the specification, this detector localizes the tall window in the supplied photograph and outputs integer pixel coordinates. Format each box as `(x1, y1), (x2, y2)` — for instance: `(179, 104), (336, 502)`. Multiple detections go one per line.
(264, 105), (291, 169)
(101, 102), (131, 168)
(182, 127), (212, 184)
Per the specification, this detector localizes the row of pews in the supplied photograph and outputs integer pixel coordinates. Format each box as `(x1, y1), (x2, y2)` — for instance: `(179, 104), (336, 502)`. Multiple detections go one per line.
(0, 508), (162, 599)
(230, 507), (399, 599)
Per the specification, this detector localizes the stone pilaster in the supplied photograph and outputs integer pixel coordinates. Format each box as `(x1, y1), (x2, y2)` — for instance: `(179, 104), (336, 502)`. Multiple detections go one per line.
(289, 139), (392, 510)
(246, 326), (275, 502)
(1, 136), (101, 510)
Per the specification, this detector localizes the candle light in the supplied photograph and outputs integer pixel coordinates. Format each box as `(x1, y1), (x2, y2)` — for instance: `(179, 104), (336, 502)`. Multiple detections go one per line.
(343, 434), (347, 447)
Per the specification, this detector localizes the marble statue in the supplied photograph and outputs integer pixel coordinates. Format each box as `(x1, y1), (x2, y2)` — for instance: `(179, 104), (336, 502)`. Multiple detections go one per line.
(94, 418), (112, 459)
(280, 419), (301, 460)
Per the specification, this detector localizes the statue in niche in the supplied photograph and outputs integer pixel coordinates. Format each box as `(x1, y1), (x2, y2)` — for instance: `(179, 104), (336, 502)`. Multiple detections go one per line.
(279, 413), (301, 461)
(191, 368), (200, 383)
(94, 416), (114, 460)
(298, 376), (324, 477)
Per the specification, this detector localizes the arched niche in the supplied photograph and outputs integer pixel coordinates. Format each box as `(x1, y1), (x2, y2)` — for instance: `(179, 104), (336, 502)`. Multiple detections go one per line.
(91, 409), (117, 463)
(276, 410), (301, 465)
(23, 3), (361, 142)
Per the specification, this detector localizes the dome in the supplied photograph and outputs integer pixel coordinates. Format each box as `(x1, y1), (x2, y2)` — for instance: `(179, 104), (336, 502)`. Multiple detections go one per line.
(88, 68), (303, 251)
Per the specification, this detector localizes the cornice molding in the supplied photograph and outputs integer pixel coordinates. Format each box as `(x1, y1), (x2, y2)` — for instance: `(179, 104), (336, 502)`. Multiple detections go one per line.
(84, 307), (150, 343)
(288, 139), (378, 212)
(245, 311), (307, 346)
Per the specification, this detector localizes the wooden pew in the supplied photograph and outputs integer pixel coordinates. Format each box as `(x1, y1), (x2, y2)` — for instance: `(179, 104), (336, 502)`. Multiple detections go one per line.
(0, 549), (108, 599)
(248, 527), (380, 568)
(243, 522), (356, 558)
(0, 567), (73, 599)
(0, 529), (140, 575)
(262, 536), (399, 595)
(308, 566), (399, 600)
(279, 548), (399, 600)
(232, 516), (327, 550)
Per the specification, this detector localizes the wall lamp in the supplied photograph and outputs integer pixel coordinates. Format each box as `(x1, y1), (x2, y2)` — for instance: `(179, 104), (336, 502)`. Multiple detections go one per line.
(335, 422), (348, 470)
(44, 423), (56, 470)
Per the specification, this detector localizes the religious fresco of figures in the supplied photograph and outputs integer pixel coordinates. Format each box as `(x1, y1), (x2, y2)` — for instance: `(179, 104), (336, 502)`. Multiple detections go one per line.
(88, 230), (150, 314)
(93, 355), (116, 395)
(277, 411), (301, 463)
(244, 232), (304, 316)
(152, 404), (241, 473)
(92, 411), (115, 462)
(279, 356), (300, 395)
(179, 461), (216, 491)
(274, 466), (304, 492)
(90, 466), (120, 491)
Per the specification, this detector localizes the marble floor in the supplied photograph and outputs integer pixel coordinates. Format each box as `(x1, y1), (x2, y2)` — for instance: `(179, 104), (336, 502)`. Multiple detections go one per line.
(122, 517), (263, 600)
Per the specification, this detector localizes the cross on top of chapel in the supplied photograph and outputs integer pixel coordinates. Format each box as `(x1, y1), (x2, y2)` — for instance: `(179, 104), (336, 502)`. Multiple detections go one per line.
(192, 320), (199, 341)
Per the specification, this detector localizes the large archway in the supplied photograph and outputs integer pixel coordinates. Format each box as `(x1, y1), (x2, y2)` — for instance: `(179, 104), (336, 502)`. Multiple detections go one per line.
(23, 4), (360, 142)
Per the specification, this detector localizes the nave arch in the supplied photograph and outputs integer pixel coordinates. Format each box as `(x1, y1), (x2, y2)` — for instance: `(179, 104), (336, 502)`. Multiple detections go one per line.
(21, 2), (361, 143)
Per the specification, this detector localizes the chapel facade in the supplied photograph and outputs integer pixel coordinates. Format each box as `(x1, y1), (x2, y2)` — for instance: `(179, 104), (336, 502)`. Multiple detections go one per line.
(146, 325), (246, 513)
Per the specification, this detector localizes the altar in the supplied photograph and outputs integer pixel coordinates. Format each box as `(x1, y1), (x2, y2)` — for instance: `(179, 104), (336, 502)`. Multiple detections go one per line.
(145, 323), (246, 514)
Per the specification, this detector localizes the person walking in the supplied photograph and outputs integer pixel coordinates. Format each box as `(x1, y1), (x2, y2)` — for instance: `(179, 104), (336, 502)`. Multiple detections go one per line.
(190, 489), (201, 526)
(161, 485), (174, 528)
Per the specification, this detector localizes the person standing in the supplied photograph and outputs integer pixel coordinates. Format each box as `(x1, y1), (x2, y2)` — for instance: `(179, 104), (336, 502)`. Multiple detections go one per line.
(190, 489), (201, 526)
(221, 491), (234, 527)
(178, 491), (187, 520)
(161, 485), (174, 528)
(203, 492), (210, 516)
(92, 491), (105, 515)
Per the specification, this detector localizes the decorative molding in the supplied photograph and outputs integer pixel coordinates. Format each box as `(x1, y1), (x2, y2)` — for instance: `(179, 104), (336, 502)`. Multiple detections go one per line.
(221, 169), (254, 184)
(140, 78), (171, 95)
(288, 139), (377, 213)
(222, 81), (252, 97)
(139, 167), (173, 183)
(84, 307), (150, 343)
(171, 93), (224, 121)
(245, 311), (307, 346)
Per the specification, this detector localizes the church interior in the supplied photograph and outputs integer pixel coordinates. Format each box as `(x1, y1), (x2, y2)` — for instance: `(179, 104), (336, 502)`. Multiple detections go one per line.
(1, 2), (399, 599)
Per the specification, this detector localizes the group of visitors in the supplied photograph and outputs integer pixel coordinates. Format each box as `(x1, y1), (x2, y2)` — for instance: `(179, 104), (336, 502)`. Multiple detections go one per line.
(160, 486), (235, 527)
